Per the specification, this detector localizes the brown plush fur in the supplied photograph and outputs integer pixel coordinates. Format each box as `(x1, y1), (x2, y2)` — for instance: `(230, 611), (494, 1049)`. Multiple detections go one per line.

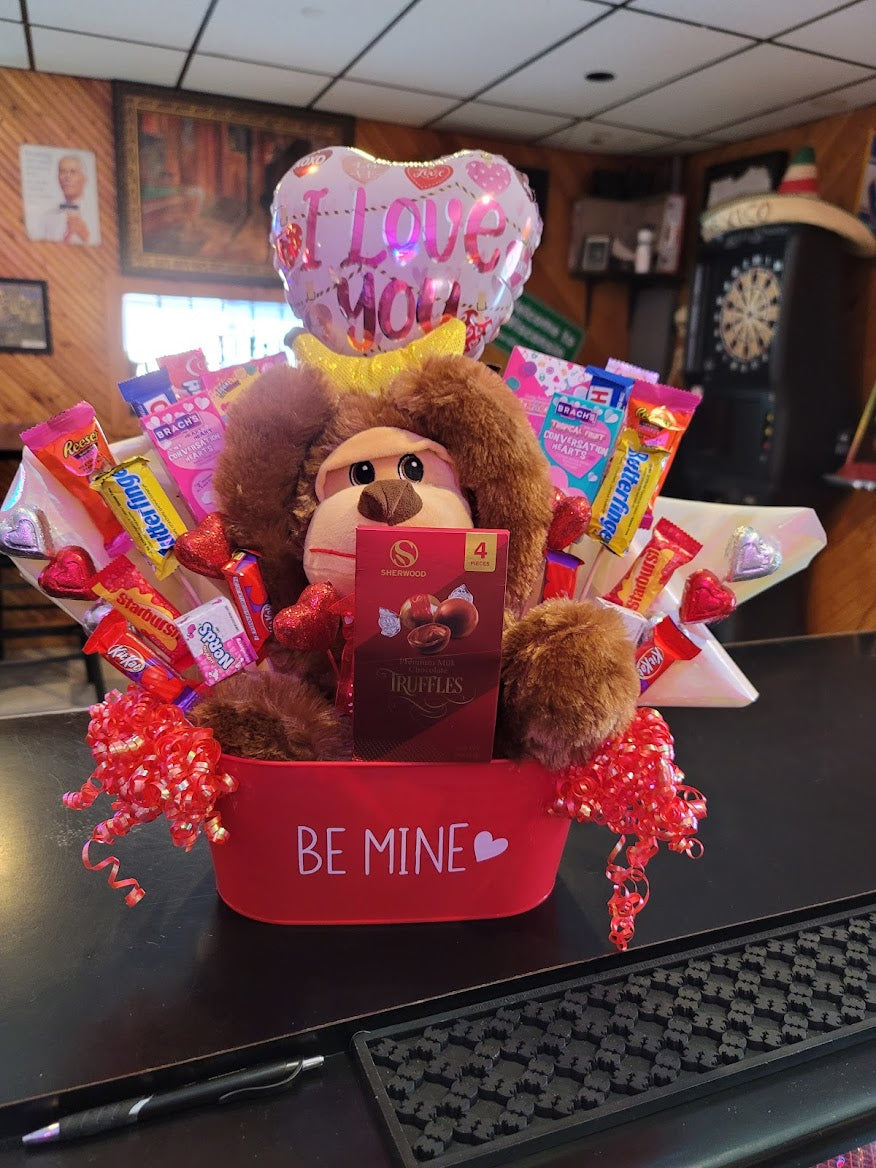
(499, 601), (639, 771)
(195, 356), (641, 769)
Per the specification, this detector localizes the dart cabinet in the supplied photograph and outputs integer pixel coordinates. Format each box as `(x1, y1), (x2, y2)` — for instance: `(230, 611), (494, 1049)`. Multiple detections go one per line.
(674, 222), (854, 507)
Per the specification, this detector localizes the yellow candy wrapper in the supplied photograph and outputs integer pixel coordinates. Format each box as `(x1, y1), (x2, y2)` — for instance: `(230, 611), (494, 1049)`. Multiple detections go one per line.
(91, 455), (187, 578)
(588, 430), (667, 555)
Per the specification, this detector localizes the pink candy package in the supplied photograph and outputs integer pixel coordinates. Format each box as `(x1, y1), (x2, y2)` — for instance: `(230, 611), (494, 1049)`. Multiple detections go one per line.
(141, 393), (225, 521)
(174, 595), (256, 686)
(201, 353), (287, 418)
(503, 346), (594, 437)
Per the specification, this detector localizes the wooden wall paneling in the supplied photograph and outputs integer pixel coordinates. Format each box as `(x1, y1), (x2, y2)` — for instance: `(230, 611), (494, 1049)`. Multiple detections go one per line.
(682, 104), (876, 634)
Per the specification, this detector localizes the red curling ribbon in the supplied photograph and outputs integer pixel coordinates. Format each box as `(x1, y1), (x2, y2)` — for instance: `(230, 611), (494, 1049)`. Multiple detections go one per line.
(550, 707), (706, 951)
(81, 840), (145, 907)
(63, 687), (237, 905)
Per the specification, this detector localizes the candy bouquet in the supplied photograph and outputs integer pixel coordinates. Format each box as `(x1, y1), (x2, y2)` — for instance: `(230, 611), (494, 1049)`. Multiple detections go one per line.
(0, 147), (826, 949)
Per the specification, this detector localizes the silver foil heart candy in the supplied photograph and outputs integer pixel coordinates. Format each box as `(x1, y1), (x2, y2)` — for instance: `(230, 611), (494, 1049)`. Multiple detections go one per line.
(726, 526), (782, 582)
(81, 601), (114, 636)
(0, 505), (54, 559)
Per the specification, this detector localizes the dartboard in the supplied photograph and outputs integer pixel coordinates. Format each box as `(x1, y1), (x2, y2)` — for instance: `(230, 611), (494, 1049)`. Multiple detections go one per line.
(713, 255), (783, 373)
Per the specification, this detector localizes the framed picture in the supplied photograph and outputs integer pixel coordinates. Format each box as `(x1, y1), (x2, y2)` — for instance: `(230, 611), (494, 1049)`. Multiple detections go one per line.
(0, 279), (52, 354)
(855, 128), (876, 233)
(113, 83), (353, 284)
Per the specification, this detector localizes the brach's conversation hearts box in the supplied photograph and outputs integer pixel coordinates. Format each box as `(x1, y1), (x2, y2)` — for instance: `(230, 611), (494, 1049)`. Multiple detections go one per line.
(142, 394), (224, 521)
(353, 527), (509, 764)
(504, 346), (593, 437)
(541, 390), (629, 502)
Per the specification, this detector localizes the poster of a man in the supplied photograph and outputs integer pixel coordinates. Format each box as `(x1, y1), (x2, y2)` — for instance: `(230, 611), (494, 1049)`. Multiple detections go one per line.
(19, 145), (101, 246)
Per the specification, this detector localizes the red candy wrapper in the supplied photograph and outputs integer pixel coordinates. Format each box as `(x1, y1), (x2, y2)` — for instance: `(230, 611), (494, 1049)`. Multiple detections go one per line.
(222, 550), (274, 657)
(157, 348), (208, 395)
(604, 518), (702, 614)
(636, 616), (700, 693)
(85, 610), (199, 708)
(91, 555), (195, 670)
(543, 549), (583, 600)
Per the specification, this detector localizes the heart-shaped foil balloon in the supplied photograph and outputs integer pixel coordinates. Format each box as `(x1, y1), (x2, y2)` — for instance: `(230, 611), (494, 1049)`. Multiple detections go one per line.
(38, 545), (98, 601)
(270, 147), (542, 360)
(726, 525), (782, 582)
(679, 569), (737, 625)
(174, 513), (231, 579)
(0, 505), (54, 560)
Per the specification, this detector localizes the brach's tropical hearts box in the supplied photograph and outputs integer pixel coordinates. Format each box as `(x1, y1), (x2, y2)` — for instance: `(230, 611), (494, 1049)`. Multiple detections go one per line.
(209, 754), (569, 925)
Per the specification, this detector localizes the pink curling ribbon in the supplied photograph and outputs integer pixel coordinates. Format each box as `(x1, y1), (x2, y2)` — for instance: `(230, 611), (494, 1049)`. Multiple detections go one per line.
(550, 707), (706, 951)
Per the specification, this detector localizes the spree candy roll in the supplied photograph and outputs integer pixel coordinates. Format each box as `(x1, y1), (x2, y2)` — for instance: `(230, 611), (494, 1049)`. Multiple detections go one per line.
(91, 456), (188, 578)
(604, 518), (702, 614)
(21, 403), (130, 555)
(84, 610), (199, 709)
(91, 555), (194, 671)
(118, 368), (176, 417)
(222, 550), (274, 657)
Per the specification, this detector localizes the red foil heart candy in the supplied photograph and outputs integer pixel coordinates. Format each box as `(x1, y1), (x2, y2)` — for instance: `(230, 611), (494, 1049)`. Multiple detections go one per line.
(38, 545), (98, 600)
(547, 494), (592, 551)
(679, 569), (737, 625)
(174, 513), (232, 579)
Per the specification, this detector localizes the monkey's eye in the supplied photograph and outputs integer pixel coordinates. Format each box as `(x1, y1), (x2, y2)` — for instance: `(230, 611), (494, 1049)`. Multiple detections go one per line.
(398, 454), (424, 483)
(350, 461), (376, 486)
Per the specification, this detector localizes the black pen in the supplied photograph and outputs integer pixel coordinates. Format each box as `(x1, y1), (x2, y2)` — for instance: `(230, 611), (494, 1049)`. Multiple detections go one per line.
(22, 1055), (324, 1146)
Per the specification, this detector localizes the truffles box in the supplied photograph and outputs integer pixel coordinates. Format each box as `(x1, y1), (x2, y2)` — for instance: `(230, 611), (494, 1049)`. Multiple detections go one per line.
(353, 527), (509, 763)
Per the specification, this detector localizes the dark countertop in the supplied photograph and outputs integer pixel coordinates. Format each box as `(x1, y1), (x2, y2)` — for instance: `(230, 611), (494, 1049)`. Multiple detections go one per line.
(0, 632), (873, 1165)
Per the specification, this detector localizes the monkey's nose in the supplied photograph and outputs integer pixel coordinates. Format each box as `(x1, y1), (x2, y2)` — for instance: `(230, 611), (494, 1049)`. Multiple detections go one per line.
(358, 480), (423, 526)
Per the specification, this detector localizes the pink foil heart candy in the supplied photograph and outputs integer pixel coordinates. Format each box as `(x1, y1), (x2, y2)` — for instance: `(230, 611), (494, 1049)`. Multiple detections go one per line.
(726, 526), (782, 582)
(679, 569), (737, 625)
(38, 545), (98, 601)
(0, 505), (54, 559)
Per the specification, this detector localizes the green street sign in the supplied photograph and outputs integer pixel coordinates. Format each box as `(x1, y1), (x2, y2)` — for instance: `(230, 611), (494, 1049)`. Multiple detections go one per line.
(494, 292), (584, 361)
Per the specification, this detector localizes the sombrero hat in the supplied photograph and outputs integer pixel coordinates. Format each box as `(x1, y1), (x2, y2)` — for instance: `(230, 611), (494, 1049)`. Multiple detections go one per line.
(700, 146), (876, 257)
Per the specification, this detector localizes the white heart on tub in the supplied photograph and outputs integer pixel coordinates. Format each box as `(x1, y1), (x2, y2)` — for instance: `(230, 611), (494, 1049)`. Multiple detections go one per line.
(474, 831), (508, 862)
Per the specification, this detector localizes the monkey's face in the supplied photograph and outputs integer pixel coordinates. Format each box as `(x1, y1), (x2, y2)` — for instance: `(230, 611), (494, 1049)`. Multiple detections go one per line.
(303, 426), (473, 595)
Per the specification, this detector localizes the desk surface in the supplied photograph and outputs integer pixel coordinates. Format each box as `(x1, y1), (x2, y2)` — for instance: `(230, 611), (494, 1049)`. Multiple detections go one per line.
(0, 632), (873, 1164)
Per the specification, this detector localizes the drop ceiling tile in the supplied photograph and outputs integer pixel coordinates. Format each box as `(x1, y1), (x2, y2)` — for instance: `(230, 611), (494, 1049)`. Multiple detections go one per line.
(199, 0), (410, 74)
(27, 0), (209, 48)
(603, 44), (871, 137)
(708, 75), (876, 139)
(0, 19), (29, 68)
(541, 120), (677, 153)
(778, 0), (876, 68)
(349, 0), (606, 98)
(0, 0), (21, 20)
(31, 27), (186, 83)
(432, 102), (573, 139)
(184, 55), (330, 106)
(314, 79), (458, 126)
(628, 0), (845, 38)
(482, 10), (751, 117)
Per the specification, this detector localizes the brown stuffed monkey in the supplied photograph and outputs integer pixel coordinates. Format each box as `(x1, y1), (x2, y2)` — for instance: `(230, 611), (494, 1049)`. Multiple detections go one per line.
(193, 355), (639, 771)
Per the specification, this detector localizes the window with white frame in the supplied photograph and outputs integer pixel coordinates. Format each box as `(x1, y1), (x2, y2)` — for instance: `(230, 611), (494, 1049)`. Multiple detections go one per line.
(121, 293), (301, 374)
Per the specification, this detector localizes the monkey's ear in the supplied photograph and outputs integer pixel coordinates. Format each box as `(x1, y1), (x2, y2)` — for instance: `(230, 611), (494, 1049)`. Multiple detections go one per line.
(213, 363), (337, 608)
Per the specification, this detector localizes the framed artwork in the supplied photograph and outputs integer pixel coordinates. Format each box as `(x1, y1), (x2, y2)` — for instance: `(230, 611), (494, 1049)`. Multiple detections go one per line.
(113, 83), (353, 284)
(19, 145), (101, 246)
(0, 279), (52, 354)
(855, 128), (876, 233)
